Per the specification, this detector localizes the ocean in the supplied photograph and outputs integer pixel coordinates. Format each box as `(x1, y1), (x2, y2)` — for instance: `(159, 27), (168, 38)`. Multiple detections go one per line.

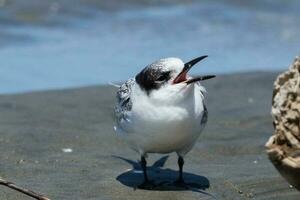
(0, 0), (299, 94)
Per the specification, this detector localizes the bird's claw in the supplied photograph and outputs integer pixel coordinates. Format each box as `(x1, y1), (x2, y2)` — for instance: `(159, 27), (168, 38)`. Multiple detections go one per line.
(173, 179), (189, 189)
(138, 180), (156, 189)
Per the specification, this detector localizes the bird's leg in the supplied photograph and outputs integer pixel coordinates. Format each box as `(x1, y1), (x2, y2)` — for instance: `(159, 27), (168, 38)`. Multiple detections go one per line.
(176, 156), (185, 183)
(174, 156), (189, 188)
(138, 155), (155, 189)
(141, 155), (149, 183)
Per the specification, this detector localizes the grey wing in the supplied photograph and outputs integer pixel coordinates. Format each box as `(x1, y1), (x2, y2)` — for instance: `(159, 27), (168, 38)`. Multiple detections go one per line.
(201, 104), (208, 126)
(195, 82), (208, 126)
(114, 78), (135, 132)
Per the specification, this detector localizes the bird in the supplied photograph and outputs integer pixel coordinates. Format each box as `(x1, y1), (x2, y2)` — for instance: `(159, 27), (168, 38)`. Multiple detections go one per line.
(114, 55), (215, 188)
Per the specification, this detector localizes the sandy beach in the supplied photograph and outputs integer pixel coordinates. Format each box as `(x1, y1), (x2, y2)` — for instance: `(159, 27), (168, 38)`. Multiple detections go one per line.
(0, 71), (299, 200)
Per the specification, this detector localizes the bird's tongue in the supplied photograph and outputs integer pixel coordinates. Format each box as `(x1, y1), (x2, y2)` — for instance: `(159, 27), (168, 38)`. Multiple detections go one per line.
(173, 71), (187, 84)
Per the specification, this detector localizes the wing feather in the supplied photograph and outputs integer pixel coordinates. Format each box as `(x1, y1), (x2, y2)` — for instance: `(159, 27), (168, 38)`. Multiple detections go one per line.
(114, 78), (135, 133)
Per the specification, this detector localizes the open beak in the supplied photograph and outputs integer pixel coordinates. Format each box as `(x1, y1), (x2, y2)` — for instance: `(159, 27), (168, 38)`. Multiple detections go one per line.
(173, 55), (215, 85)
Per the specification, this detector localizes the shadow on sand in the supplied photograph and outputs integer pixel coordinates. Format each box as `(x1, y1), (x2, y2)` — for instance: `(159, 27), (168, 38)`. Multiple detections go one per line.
(113, 155), (216, 198)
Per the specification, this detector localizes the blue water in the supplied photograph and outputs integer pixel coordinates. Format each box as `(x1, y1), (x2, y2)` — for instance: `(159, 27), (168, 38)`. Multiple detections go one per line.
(0, 0), (299, 94)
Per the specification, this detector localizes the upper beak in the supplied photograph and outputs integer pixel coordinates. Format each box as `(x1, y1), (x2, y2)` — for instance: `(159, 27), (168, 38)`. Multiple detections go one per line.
(173, 55), (215, 84)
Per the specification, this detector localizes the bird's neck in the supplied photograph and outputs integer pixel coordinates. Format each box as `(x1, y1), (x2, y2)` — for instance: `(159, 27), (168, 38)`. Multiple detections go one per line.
(133, 83), (198, 108)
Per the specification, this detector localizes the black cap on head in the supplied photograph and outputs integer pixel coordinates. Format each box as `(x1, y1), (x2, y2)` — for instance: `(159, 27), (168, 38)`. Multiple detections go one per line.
(135, 65), (171, 95)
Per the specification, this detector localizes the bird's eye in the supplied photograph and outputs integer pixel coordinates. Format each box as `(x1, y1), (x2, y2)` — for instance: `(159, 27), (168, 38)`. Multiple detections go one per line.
(156, 72), (170, 82)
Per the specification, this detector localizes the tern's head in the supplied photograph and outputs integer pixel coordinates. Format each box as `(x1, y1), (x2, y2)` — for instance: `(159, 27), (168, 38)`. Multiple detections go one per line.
(135, 56), (215, 100)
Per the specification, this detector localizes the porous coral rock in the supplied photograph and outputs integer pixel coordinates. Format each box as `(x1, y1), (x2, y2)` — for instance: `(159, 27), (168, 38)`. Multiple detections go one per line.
(266, 56), (300, 190)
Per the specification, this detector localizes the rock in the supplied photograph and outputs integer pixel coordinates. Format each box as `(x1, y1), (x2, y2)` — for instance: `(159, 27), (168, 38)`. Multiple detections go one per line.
(266, 56), (300, 190)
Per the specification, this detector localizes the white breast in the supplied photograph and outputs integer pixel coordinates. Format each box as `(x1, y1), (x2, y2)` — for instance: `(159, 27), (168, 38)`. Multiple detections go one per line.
(115, 82), (206, 156)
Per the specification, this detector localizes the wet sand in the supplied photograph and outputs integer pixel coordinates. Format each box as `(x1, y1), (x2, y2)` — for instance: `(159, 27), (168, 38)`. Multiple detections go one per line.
(0, 71), (299, 200)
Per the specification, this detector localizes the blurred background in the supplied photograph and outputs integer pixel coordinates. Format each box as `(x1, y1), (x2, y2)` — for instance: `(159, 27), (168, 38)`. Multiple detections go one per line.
(0, 0), (299, 94)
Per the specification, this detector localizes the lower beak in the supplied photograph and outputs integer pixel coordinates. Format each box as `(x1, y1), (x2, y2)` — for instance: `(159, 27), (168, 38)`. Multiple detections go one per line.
(185, 75), (216, 84)
(173, 55), (215, 84)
